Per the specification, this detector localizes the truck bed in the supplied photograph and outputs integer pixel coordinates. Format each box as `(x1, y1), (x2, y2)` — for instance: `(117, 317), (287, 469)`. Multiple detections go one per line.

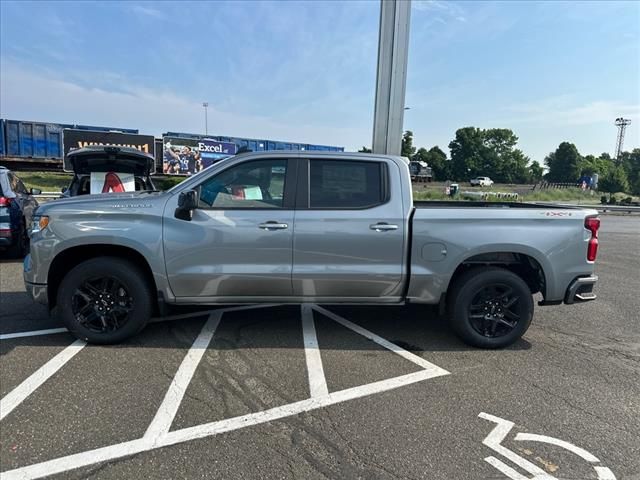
(414, 201), (579, 209)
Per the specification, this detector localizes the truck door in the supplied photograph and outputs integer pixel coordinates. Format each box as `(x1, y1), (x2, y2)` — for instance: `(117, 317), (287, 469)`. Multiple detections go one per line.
(163, 158), (296, 299)
(292, 158), (406, 299)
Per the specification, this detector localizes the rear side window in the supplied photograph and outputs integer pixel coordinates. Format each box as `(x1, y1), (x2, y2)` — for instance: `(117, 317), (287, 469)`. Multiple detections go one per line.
(309, 160), (386, 209)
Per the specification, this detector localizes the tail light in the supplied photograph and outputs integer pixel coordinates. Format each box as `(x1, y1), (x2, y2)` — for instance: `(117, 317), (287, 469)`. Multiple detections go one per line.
(585, 217), (600, 262)
(0, 196), (12, 207)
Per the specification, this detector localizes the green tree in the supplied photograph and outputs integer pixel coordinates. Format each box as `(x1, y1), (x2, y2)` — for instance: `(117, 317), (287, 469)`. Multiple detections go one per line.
(358, 146), (372, 153)
(545, 142), (582, 182)
(620, 149), (640, 195)
(401, 130), (416, 158)
(598, 165), (630, 199)
(449, 127), (486, 180)
(449, 127), (530, 183)
(528, 160), (544, 183)
(413, 146), (451, 181)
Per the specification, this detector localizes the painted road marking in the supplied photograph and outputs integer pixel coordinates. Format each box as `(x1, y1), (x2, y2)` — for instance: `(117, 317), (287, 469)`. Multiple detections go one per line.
(313, 305), (449, 373)
(0, 304), (450, 479)
(484, 456), (529, 480)
(480, 413), (617, 480)
(0, 328), (69, 340)
(0, 339), (86, 421)
(144, 311), (222, 442)
(301, 304), (329, 398)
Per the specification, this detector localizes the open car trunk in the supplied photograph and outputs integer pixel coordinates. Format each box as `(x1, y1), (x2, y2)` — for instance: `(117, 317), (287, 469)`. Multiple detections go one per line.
(65, 146), (156, 196)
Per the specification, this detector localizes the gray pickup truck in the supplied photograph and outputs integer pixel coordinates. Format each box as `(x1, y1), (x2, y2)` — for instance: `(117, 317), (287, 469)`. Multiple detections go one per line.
(24, 151), (599, 348)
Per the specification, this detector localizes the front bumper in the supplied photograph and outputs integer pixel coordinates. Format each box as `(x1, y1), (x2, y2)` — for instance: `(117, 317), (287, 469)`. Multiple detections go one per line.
(24, 254), (49, 306)
(25, 281), (49, 305)
(564, 275), (598, 304)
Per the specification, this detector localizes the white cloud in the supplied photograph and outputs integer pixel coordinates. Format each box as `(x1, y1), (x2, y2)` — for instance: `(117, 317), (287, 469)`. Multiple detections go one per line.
(0, 62), (367, 149)
(501, 96), (640, 127)
(130, 4), (167, 20)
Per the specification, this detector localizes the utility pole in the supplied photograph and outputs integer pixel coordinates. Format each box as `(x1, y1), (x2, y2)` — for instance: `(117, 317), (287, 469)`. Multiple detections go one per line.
(371, 0), (411, 156)
(614, 117), (631, 162)
(203, 102), (209, 135)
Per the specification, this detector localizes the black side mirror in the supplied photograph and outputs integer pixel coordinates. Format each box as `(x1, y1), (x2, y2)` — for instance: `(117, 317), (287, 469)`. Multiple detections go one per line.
(61, 187), (68, 193)
(175, 190), (198, 221)
(30, 188), (42, 195)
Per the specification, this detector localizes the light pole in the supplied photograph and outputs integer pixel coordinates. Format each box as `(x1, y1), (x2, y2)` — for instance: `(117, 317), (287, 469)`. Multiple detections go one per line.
(202, 102), (209, 135)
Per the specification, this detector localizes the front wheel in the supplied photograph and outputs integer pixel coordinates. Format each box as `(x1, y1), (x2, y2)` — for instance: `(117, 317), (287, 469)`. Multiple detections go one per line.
(448, 267), (533, 349)
(57, 257), (153, 344)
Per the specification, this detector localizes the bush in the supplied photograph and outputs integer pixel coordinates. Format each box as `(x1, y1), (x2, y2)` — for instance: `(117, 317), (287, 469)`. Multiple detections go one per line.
(600, 195), (608, 205)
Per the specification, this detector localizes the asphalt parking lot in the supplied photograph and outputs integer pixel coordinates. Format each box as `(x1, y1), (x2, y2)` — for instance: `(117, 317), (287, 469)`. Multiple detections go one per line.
(1, 215), (638, 480)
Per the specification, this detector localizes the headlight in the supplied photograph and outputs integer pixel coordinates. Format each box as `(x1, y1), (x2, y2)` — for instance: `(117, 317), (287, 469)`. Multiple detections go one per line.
(31, 215), (50, 234)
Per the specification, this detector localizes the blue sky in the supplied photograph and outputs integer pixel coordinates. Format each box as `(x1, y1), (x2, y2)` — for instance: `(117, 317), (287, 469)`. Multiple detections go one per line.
(1, 0), (638, 162)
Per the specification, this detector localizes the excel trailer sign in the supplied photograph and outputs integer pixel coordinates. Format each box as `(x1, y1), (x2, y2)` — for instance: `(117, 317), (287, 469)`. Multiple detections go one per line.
(162, 136), (237, 175)
(63, 129), (155, 171)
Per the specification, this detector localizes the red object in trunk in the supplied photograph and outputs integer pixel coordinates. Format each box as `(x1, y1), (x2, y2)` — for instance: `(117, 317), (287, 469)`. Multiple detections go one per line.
(101, 172), (126, 193)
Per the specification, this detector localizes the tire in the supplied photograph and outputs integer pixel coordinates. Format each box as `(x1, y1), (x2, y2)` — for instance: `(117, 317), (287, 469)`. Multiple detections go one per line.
(57, 257), (153, 344)
(448, 267), (533, 349)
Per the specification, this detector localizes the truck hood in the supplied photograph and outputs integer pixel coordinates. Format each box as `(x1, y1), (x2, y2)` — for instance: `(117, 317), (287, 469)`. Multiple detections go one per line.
(37, 191), (166, 214)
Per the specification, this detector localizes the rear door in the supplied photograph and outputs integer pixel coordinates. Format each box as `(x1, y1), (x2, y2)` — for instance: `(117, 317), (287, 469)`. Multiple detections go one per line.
(292, 157), (406, 299)
(163, 157), (296, 299)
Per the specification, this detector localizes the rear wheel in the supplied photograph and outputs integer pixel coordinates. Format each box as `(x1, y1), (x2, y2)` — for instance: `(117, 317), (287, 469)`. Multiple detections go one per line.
(448, 267), (533, 348)
(57, 257), (153, 344)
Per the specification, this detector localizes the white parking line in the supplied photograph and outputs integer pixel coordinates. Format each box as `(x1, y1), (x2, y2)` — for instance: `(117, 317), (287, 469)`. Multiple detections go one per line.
(0, 339), (86, 421)
(0, 369), (449, 480)
(1, 303), (451, 479)
(301, 304), (329, 398)
(0, 328), (69, 340)
(144, 311), (222, 442)
(312, 305), (449, 374)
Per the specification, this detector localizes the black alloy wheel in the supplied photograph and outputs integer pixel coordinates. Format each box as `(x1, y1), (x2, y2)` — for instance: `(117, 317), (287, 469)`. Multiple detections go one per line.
(72, 276), (134, 333)
(448, 267), (534, 349)
(57, 257), (152, 344)
(468, 283), (522, 338)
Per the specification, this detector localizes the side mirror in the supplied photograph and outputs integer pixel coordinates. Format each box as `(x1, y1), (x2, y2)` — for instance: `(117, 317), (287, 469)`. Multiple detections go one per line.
(30, 188), (42, 195)
(61, 187), (68, 193)
(175, 190), (198, 221)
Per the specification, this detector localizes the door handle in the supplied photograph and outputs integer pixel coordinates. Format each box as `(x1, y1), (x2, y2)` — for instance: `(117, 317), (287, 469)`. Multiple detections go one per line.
(370, 222), (398, 232)
(258, 221), (288, 230)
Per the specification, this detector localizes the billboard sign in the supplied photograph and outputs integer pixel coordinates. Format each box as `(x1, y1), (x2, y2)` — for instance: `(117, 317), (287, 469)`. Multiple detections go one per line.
(63, 129), (155, 172)
(162, 136), (237, 175)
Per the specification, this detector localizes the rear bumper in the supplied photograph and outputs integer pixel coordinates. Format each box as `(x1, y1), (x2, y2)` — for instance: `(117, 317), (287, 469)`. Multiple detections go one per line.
(0, 236), (13, 248)
(564, 275), (598, 304)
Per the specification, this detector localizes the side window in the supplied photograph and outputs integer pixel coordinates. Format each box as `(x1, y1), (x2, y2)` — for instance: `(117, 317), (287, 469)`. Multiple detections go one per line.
(197, 159), (287, 209)
(309, 160), (385, 209)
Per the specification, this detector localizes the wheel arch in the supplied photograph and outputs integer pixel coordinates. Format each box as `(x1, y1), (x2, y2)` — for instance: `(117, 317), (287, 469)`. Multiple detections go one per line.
(47, 244), (158, 311)
(446, 249), (548, 303)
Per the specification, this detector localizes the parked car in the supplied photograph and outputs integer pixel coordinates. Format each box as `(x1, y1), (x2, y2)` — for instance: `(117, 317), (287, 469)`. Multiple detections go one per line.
(62, 146), (156, 197)
(0, 167), (40, 257)
(470, 176), (494, 187)
(25, 152), (599, 348)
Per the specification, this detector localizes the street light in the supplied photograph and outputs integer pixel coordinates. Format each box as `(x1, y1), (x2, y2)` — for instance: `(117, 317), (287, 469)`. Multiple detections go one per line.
(202, 102), (209, 135)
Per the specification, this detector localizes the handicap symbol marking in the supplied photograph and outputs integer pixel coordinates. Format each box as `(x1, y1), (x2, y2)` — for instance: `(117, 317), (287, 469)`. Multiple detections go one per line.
(479, 412), (616, 480)
(0, 304), (450, 479)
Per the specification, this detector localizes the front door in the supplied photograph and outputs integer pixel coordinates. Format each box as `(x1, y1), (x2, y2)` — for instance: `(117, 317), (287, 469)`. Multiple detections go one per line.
(292, 158), (407, 299)
(164, 157), (296, 299)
